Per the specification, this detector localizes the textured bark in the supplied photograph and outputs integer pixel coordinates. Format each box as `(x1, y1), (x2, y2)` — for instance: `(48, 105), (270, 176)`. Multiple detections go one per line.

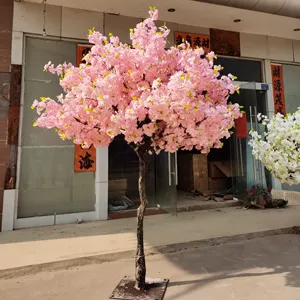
(135, 149), (148, 290)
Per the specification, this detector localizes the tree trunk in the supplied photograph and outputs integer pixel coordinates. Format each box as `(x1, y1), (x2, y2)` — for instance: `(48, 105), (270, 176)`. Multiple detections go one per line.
(135, 149), (148, 290)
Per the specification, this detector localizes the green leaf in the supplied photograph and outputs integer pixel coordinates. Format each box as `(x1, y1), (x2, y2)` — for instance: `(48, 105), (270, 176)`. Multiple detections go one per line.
(88, 27), (95, 35)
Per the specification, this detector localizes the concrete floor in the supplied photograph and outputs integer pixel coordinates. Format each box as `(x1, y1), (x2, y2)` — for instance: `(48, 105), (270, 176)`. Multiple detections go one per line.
(1, 207), (300, 272)
(1, 234), (300, 300)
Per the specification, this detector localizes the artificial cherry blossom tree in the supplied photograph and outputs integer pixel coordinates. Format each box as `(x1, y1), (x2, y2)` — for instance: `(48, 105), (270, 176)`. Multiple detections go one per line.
(32, 8), (241, 290)
(250, 111), (300, 185)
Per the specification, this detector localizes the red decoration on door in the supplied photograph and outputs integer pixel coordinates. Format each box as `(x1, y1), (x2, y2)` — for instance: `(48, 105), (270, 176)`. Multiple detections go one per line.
(271, 64), (286, 115)
(76, 44), (92, 66)
(74, 144), (96, 173)
(235, 113), (247, 139)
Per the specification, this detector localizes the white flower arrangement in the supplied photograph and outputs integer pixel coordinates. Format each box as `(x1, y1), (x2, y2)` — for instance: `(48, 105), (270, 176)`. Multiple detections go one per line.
(249, 110), (300, 185)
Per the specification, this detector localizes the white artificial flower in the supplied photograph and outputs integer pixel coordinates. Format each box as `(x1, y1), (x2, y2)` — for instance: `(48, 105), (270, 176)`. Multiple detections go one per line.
(249, 110), (300, 185)
(257, 113), (262, 121)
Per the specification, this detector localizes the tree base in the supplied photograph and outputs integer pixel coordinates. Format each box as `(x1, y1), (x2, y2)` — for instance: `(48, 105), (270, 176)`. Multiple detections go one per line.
(110, 277), (169, 300)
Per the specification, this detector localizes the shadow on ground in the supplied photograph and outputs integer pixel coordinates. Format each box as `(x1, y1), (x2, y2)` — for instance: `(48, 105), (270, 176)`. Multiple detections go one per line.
(0, 235), (300, 300)
(159, 234), (300, 299)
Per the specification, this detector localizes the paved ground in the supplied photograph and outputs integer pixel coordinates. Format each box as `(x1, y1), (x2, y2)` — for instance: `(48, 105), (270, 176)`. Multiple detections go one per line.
(1, 234), (300, 300)
(1, 206), (300, 271)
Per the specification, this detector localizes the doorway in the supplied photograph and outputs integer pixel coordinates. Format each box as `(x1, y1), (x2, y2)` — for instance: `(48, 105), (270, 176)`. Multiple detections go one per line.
(155, 82), (269, 214)
(107, 57), (269, 217)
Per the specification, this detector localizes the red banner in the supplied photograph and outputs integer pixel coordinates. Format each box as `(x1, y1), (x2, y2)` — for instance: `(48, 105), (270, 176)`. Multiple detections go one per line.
(271, 64), (286, 115)
(235, 113), (247, 139)
(175, 32), (210, 53)
(74, 44), (96, 172)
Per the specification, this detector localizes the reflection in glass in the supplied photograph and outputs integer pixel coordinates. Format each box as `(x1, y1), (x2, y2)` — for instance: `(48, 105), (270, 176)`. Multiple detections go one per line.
(18, 38), (95, 218)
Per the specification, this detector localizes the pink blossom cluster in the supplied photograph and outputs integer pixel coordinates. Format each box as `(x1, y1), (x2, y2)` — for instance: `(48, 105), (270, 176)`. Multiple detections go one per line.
(32, 9), (241, 154)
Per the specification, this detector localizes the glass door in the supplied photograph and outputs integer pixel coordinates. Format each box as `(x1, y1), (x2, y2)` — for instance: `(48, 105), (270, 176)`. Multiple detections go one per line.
(155, 152), (177, 215)
(230, 82), (266, 198)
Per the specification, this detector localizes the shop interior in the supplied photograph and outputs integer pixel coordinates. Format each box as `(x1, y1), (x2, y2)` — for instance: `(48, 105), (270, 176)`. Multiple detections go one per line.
(108, 90), (267, 215)
(109, 127), (242, 217)
(107, 57), (272, 217)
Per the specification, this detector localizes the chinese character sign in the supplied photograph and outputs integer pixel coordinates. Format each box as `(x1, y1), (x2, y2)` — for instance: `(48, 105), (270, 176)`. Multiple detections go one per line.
(175, 32), (210, 53)
(74, 145), (96, 172)
(74, 44), (96, 172)
(271, 64), (286, 115)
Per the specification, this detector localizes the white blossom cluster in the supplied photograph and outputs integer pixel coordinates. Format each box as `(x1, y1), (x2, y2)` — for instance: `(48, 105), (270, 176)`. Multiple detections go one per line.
(249, 111), (300, 185)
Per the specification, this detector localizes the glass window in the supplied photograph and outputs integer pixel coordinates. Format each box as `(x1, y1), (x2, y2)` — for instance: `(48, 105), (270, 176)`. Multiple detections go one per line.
(282, 64), (300, 114)
(18, 38), (95, 218)
(215, 57), (263, 82)
(281, 64), (300, 192)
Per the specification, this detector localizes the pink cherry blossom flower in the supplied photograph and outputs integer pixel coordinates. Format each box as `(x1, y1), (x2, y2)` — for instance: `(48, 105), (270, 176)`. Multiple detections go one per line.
(33, 8), (241, 157)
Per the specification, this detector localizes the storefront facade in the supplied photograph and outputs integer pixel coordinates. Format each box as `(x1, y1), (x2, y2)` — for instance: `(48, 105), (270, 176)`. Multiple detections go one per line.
(2, 0), (300, 230)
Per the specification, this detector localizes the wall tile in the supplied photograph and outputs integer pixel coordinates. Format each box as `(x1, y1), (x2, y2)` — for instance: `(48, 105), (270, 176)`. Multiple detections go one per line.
(104, 14), (142, 45)
(62, 7), (104, 40)
(240, 33), (268, 59)
(13, 2), (61, 36)
(11, 31), (23, 65)
(96, 147), (108, 183)
(0, 0), (13, 73)
(177, 24), (210, 35)
(293, 40), (300, 63)
(267, 36), (293, 61)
